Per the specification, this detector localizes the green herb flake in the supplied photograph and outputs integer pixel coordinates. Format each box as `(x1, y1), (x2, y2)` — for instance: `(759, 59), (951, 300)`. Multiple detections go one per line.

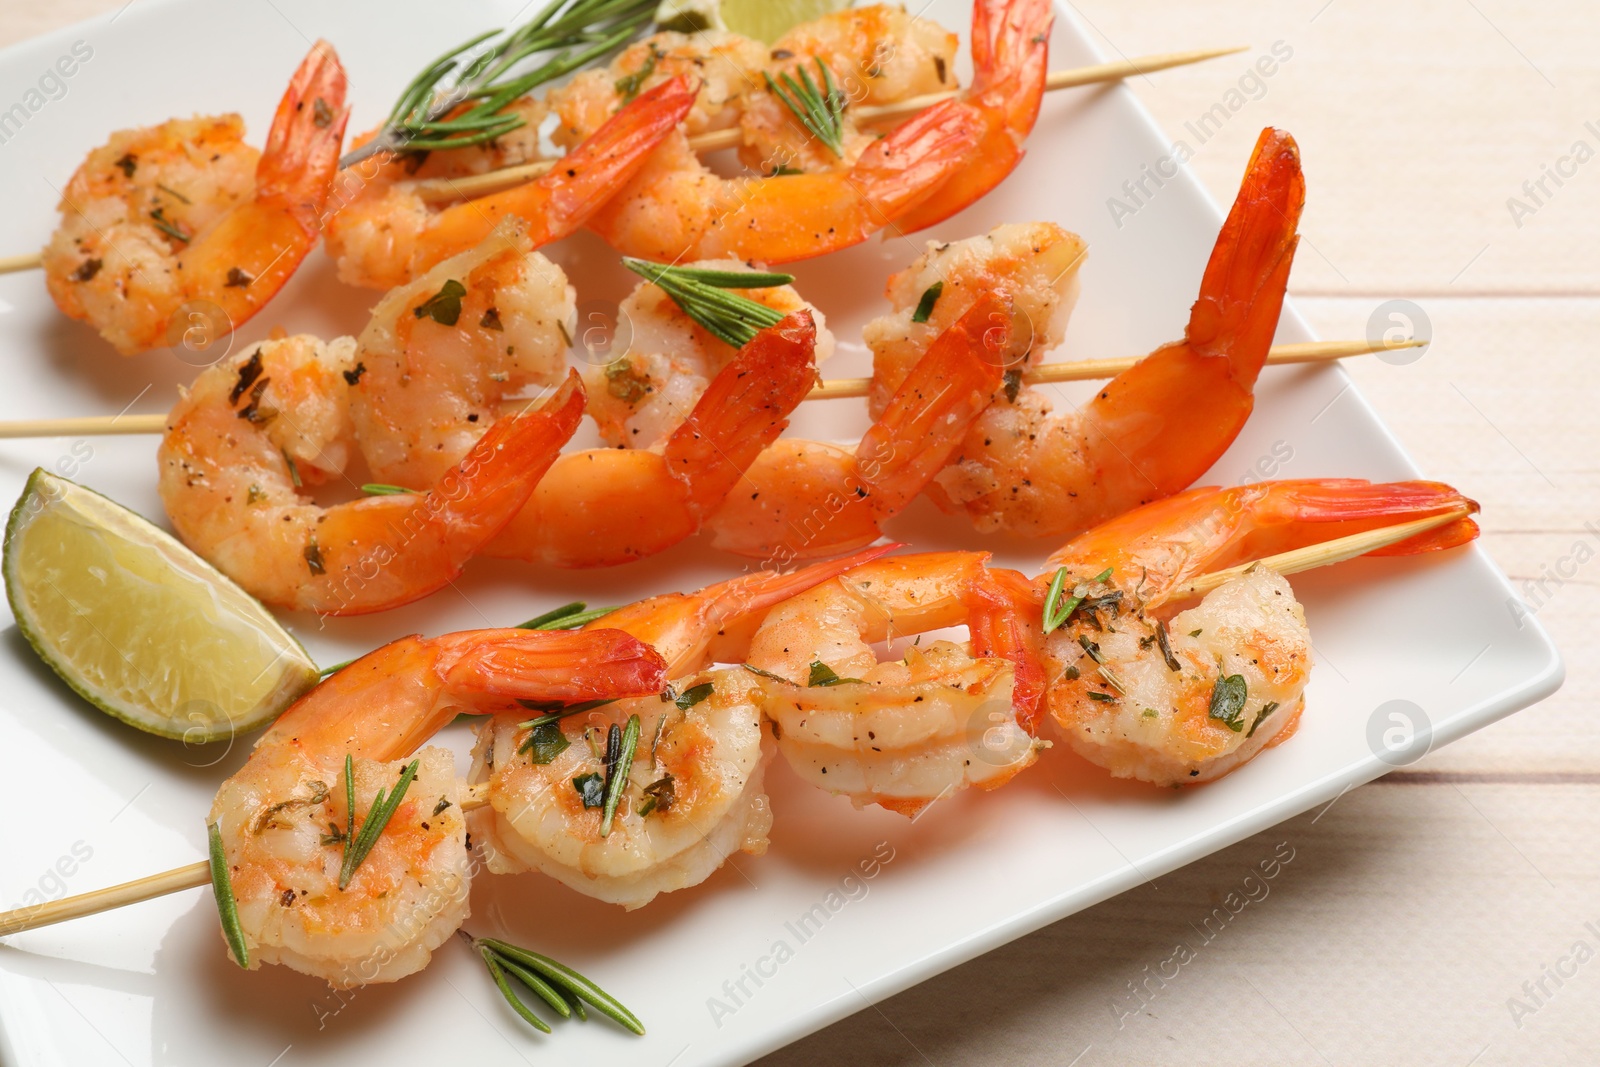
(599, 715), (640, 836)
(637, 774), (675, 817)
(1207, 674), (1249, 733)
(604, 358), (652, 403)
(1003, 368), (1023, 403)
(1154, 620), (1182, 672)
(911, 281), (943, 324)
(520, 720), (572, 764)
(742, 662), (799, 685)
(614, 43), (664, 104)
(361, 483), (414, 496)
(572, 772), (605, 808)
(807, 660), (863, 687)
(1247, 701), (1281, 739)
(675, 682), (715, 710)
(1042, 567), (1081, 634)
(1088, 691), (1117, 702)
(413, 279), (467, 326)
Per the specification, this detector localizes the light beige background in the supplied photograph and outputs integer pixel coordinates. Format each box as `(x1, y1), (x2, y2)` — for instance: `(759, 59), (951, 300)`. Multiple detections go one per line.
(5, 1), (1595, 1064)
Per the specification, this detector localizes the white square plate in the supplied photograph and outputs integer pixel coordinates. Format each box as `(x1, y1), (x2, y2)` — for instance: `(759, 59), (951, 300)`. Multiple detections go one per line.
(0, 2), (1562, 1064)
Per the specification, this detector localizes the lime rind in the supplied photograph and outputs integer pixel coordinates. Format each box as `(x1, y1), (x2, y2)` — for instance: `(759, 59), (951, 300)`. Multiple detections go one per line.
(4, 469), (319, 742)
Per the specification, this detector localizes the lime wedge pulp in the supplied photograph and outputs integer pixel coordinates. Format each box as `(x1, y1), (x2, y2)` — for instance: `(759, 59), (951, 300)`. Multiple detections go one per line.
(3, 469), (319, 742)
(655, 0), (851, 42)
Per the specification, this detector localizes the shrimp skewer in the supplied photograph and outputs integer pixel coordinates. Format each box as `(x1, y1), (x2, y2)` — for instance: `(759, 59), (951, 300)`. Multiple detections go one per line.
(868, 127), (1305, 540)
(545, 0), (1055, 264)
(470, 545), (896, 909)
(42, 41), (350, 355)
(1034, 479), (1480, 786)
(210, 626), (666, 984)
(323, 76), (697, 289)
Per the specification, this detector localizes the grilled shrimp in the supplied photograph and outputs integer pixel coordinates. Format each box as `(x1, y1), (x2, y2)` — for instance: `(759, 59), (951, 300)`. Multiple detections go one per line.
(323, 76), (695, 289)
(1036, 480), (1481, 785)
(469, 547), (893, 908)
(43, 41), (349, 355)
(868, 128), (1304, 539)
(208, 627), (666, 984)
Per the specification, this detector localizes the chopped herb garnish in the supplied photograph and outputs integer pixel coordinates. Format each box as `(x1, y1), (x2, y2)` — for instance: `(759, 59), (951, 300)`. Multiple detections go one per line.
(312, 96), (334, 128)
(911, 281), (943, 324)
(1078, 635), (1104, 664)
(1063, 665), (1080, 681)
(520, 720), (572, 764)
(470, 933), (645, 1035)
(69, 258), (102, 282)
(1042, 568), (1080, 634)
(361, 483), (414, 496)
(1207, 674), (1249, 733)
(1247, 701), (1281, 739)
(1189, 629), (1203, 638)
(155, 182), (191, 204)
(343, 361), (366, 386)
(303, 538), (325, 576)
(604, 358), (652, 403)
(1142, 708), (1159, 718)
(230, 350), (264, 404)
(1088, 691), (1117, 702)
(479, 307), (504, 331)
(148, 206), (189, 243)
(675, 682), (715, 710)
(621, 258), (792, 348)
(807, 660), (863, 686)
(573, 772), (605, 808)
(114, 152), (136, 177)
(224, 266), (252, 288)
(599, 715), (640, 836)
(414, 279), (467, 326)
(614, 42), (663, 103)
(637, 774), (675, 816)
(207, 822), (249, 968)
(283, 451), (302, 487)
(765, 58), (847, 157)
(433, 796), (453, 816)
(1154, 620), (1182, 672)
(1003, 368), (1023, 403)
(337, 757), (420, 889)
(742, 662), (799, 685)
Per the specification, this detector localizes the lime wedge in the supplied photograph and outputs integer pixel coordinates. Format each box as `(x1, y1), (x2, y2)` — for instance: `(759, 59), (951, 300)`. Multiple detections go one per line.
(4, 469), (319, 742)
(655, 0), (849, 42)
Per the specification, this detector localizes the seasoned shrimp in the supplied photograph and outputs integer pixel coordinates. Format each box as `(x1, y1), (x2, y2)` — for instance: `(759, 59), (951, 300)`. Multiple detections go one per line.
(737, 5), (959, 176)
(868, 128), (1303, 539)
(470, 547), (893, 909)
(157, 331), (586, 614)
(706, 292), (1010, 563)
(43, 41), (349, 355)
(547, 21), (992, 263)
(746, 551), (1047, 816)
(1038, 480), (1481, 785)
(323, 76), (695, 289)
(587, 260), (832, 449)
(210, 627), (666, 983)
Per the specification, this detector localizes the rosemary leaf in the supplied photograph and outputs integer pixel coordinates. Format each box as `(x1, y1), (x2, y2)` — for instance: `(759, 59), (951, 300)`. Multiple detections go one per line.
(492, 948), (573, 1019)
(621, 258), (791, 347)
(519, 719), (571, 763)
(338, 758), (420, 890)
(911, 281), (943, 324)
(318, 657), (355, 677)
(483, 949), (553, 1033)
(361, 483), (414, 496)
(674, 682), (715, 710)
(516, 604), (616, 630)
(206, 823), (249, 968)
(1042, 567), (1080, 634)
(765, 59), (846, 157)
(600, 714), (640, 836)
(479, 936), (646, 1034)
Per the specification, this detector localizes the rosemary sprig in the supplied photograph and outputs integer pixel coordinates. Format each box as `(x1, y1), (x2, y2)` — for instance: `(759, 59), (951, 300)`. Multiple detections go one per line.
(765, 59), (847, 157)
(342, 0), (656, 167)
(337, 757), (420, 889)
(1042, 566), (1115, 634)
(599, 714), (640, 836)
(206, 822), (249, 968)
(473, 934), (646, 1034)
(621, 258), (793, 347)
(516, 602), (617, 630)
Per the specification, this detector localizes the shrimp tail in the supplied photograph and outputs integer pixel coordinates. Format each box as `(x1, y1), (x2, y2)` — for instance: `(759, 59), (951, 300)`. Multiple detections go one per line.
(313, 374), (585, 616)
(861, 291), (1009, 517)
(435, 628), (667, 704)
(1043, 478), (1480, 606)
(1186, 128), (1305, 378)
(967, 567), (1048, 733)
(256, 39), (350, 230)
(892, 0), (1053, 234)
(667, 311), (819, 520)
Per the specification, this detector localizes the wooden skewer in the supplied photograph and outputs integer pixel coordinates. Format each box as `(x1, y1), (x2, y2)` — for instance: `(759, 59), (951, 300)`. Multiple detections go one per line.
(0, 46), (1247, 274)
(0, 782), (491, 937)
(413, 45), (1249, 204)
(0, 504), (1461, 939)
(0, 337), (1414, 440)
(1170, 507), (1474, 601)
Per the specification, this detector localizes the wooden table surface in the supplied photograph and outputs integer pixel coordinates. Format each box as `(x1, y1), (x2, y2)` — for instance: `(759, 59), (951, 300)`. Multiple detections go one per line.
(4, 1), (1594, 1064)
